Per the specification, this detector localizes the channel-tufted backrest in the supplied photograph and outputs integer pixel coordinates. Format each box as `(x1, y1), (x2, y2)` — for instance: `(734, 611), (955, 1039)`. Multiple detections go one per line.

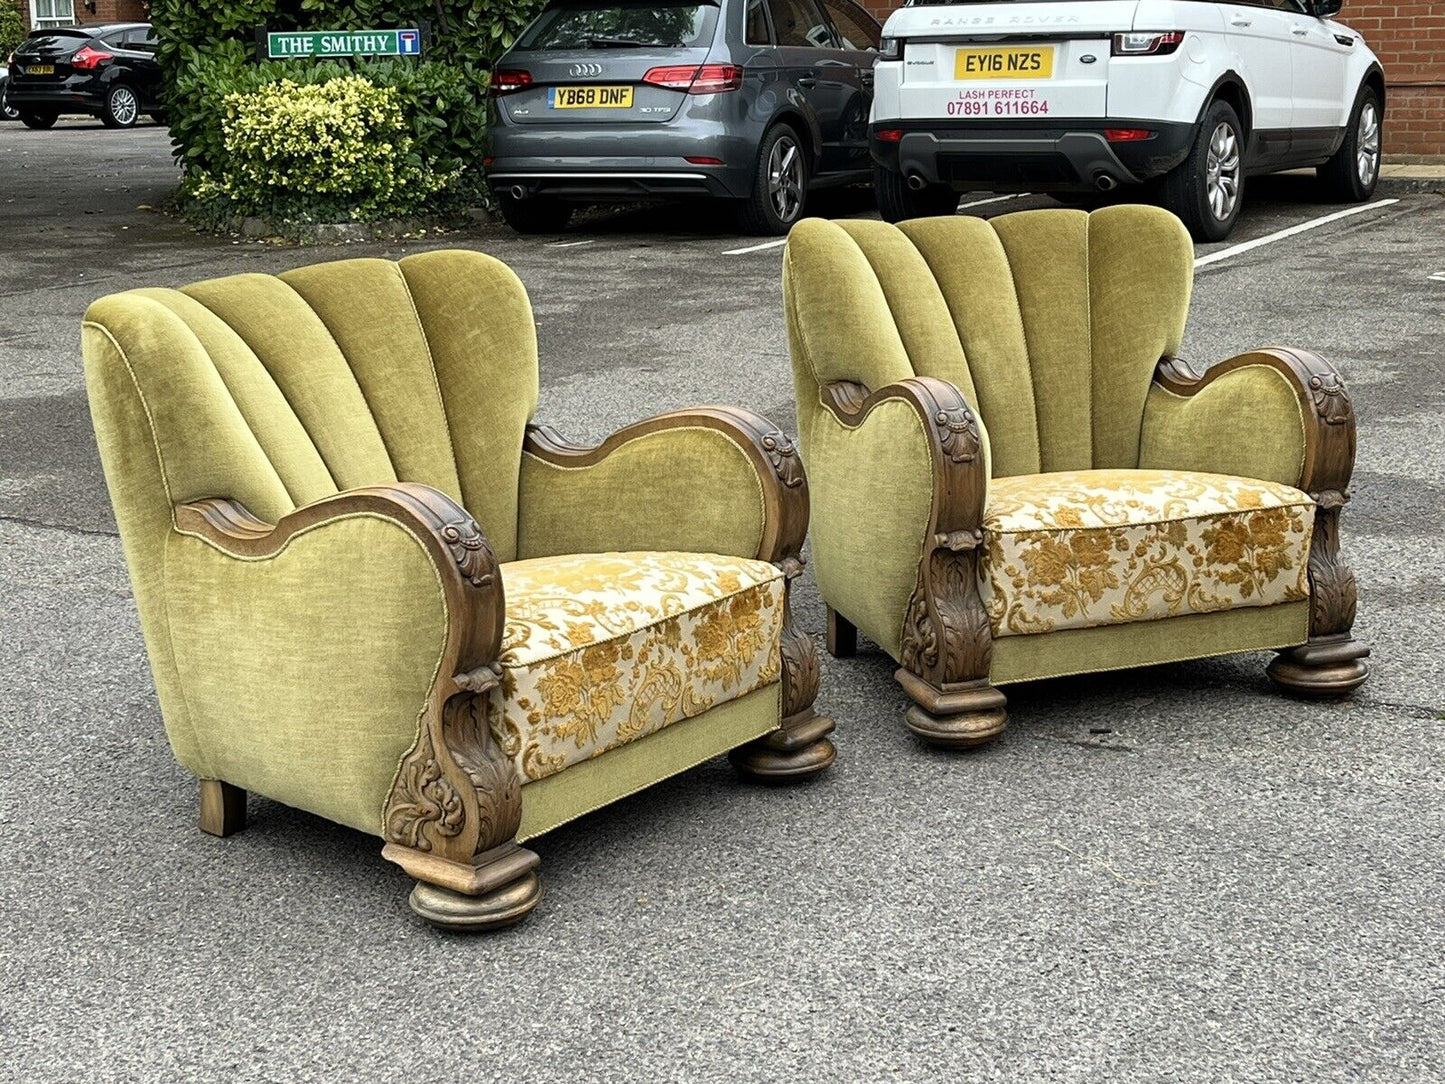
(783, 205), (1194, 478)
(82, 249), (539, 559)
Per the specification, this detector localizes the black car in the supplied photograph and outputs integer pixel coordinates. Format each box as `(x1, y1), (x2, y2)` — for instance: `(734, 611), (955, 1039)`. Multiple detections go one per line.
(6, 23), (162, 129)
(486, 0), (883, 235)
(0, 64), (20, 121)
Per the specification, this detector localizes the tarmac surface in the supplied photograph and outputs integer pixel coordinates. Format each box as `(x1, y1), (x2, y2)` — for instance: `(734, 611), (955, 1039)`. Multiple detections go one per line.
(2, 119), (1443, 1082)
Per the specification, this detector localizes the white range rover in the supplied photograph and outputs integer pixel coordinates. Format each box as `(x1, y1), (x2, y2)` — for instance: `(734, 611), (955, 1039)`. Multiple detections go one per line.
(869, 0), (1385, 239)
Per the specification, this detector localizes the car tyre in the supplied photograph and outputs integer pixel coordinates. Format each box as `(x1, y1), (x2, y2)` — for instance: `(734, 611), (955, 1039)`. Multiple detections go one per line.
(736, 123), (809, 236)
(102, 84), (141, 129)
(496, 192), (573, 235)
(19, 109), (58, 130)
(874, 163), (958, 222)
(1318, 84), (1381, 203)
(1160, 99), (1244, 242)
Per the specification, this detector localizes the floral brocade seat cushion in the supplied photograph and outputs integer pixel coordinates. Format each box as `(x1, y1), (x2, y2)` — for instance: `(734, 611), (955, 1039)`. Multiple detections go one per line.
(980, 470), (1315, 638)
(489, 552), (785, 783)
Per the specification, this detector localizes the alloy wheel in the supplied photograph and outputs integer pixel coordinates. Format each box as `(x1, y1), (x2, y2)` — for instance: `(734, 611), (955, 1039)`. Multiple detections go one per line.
(110, 86), (138, 126)
(1356, 101), (1380, 188)
(767, 136), (804, 224)
(1204, 121), (1241, 221)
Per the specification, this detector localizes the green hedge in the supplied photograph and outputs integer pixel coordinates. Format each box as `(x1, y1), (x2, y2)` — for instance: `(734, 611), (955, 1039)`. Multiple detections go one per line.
(1, 1), (25, 62)
(151, 0), (547, 222)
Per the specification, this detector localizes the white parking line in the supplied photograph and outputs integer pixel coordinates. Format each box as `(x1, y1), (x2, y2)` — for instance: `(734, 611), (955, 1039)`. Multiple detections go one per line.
(547, 239), (595, 248)
(957, 193), (1031, 211)
(1194, 199), (1399, 268)
(723, 237), (789, 256)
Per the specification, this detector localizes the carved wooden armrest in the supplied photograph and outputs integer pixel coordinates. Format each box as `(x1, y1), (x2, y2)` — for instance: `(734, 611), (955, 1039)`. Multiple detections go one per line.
(1158, 348), (1365, 659)
(176, 484), (534, 905)
(820, 376), (988, 543)
(524, 407), (808, 566)
(1154, 347), (1356, 495)
(175, 482), (505, 691)
(820, 377), (999, 740)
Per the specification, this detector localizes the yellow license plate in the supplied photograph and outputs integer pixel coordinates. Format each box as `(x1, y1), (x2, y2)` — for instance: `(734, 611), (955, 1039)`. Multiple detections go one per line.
(549, 85), (633, 109)
(954, 46), (1054, 81)
(27, 63), (55, 75)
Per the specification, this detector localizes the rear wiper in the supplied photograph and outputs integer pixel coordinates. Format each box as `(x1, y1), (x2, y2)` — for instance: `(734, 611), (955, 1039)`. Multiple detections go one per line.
(584, 37), (649, 47)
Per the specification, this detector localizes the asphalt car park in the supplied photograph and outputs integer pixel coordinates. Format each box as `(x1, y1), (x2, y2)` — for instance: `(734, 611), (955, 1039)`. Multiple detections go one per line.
(3, 122), (1444, 1080)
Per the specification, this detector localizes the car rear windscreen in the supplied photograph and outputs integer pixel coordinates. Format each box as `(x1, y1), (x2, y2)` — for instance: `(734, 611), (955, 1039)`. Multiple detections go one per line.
(516, 0), (720, 50)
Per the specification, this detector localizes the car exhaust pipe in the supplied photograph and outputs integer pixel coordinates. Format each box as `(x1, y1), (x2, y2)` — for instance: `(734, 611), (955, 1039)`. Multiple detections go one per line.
(906, 173), (927, 191)
(1094, 173), (1118, 192)
(509, 184), (528, 200)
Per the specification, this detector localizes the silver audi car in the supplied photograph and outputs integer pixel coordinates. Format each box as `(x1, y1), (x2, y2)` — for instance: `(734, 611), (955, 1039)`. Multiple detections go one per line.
(484, 0), (882, 234)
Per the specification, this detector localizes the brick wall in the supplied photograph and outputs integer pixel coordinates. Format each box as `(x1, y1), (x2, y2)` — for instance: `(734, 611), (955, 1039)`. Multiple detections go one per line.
(864, 0), (1445, 160)
(16, 0), (149, 32)
(1340, 1), (1444, 160)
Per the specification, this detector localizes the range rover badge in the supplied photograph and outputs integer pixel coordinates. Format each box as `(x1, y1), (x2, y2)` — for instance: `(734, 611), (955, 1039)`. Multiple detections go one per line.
(1080, 54), (1097, 64)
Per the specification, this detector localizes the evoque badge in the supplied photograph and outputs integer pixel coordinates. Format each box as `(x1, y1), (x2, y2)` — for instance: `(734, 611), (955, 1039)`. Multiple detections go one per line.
(569, 62), (604, 78)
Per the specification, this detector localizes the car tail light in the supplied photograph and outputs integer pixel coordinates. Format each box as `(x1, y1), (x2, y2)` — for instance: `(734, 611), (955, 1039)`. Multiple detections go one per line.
(879, 36), (902, 61)
(642, 64), (743, 94)
(876, 128), (904, 143)
(1104, 128), (1153, 142)
(1111, 31), (1185, 56)
(489, 69), (533, 95)
(71, 45), (113, 71)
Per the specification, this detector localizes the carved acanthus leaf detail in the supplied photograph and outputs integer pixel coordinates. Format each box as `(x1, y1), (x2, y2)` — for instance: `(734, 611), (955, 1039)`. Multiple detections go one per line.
(385, 741), (466, 852)
(444, 695), (523, 848)
(901, 547), (993, 685)
(761, 430), (805, 489)
(440, 517), (496, 589)
(1306, 505), (1357, 637)
(934, 409), (980, 464)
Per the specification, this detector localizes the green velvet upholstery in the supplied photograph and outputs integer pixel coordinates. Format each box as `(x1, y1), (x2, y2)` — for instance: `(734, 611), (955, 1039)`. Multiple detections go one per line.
(517, 428), (767, 560)
(785, 206), (1310, 683)
(83, 250), (792, 848)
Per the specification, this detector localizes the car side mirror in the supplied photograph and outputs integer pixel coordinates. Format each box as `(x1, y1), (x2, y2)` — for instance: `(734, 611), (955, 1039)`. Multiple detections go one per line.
(1311, 0), (1342, 16)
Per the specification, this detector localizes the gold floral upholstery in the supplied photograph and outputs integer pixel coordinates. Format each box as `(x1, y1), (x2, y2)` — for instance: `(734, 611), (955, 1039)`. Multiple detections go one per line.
(491, 552), (785, 782)
(980, 470), (1314, 637)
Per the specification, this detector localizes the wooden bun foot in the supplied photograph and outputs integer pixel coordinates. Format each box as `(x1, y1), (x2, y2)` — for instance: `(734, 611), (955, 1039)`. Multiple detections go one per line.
(409, 872), (542, 932)
(1267, 635), (1370, 698)
(730, 710), (837, 783)
(896, 670), (1007, 749)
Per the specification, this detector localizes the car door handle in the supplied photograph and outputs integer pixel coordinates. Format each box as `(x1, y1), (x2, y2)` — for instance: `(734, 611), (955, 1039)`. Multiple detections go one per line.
(798, 75), (817, 88)
(1291, 24), (1309, 35)
(1230, 16), (1252, 26)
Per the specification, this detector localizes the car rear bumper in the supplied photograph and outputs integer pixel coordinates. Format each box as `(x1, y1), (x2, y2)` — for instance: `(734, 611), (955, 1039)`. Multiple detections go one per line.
(486, 121), (757, 201)
(870, 120), (1194, 191)
(487, 166), (748, 201)
(6, 81), (102, 112)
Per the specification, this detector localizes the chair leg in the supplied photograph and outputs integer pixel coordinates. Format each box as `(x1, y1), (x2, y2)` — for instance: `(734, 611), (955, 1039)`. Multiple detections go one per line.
(732, 572), (837, 783)
(393, 843), (544, 933)
(826, 606), (857, 658)
(1267, 496), (1370, 697)
(1267, 633), (1370, 697)
(895, 669), (1007, 749)
(198, 779), (246, 837)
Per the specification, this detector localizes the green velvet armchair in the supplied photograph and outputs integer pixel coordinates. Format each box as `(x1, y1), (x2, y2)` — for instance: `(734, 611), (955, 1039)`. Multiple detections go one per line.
(783, 205), (1368, 748)
(82, 249), (835, 930)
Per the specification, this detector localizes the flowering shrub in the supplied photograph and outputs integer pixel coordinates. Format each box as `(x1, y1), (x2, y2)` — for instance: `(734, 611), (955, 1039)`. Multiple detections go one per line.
(190, 76), (455, 221)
